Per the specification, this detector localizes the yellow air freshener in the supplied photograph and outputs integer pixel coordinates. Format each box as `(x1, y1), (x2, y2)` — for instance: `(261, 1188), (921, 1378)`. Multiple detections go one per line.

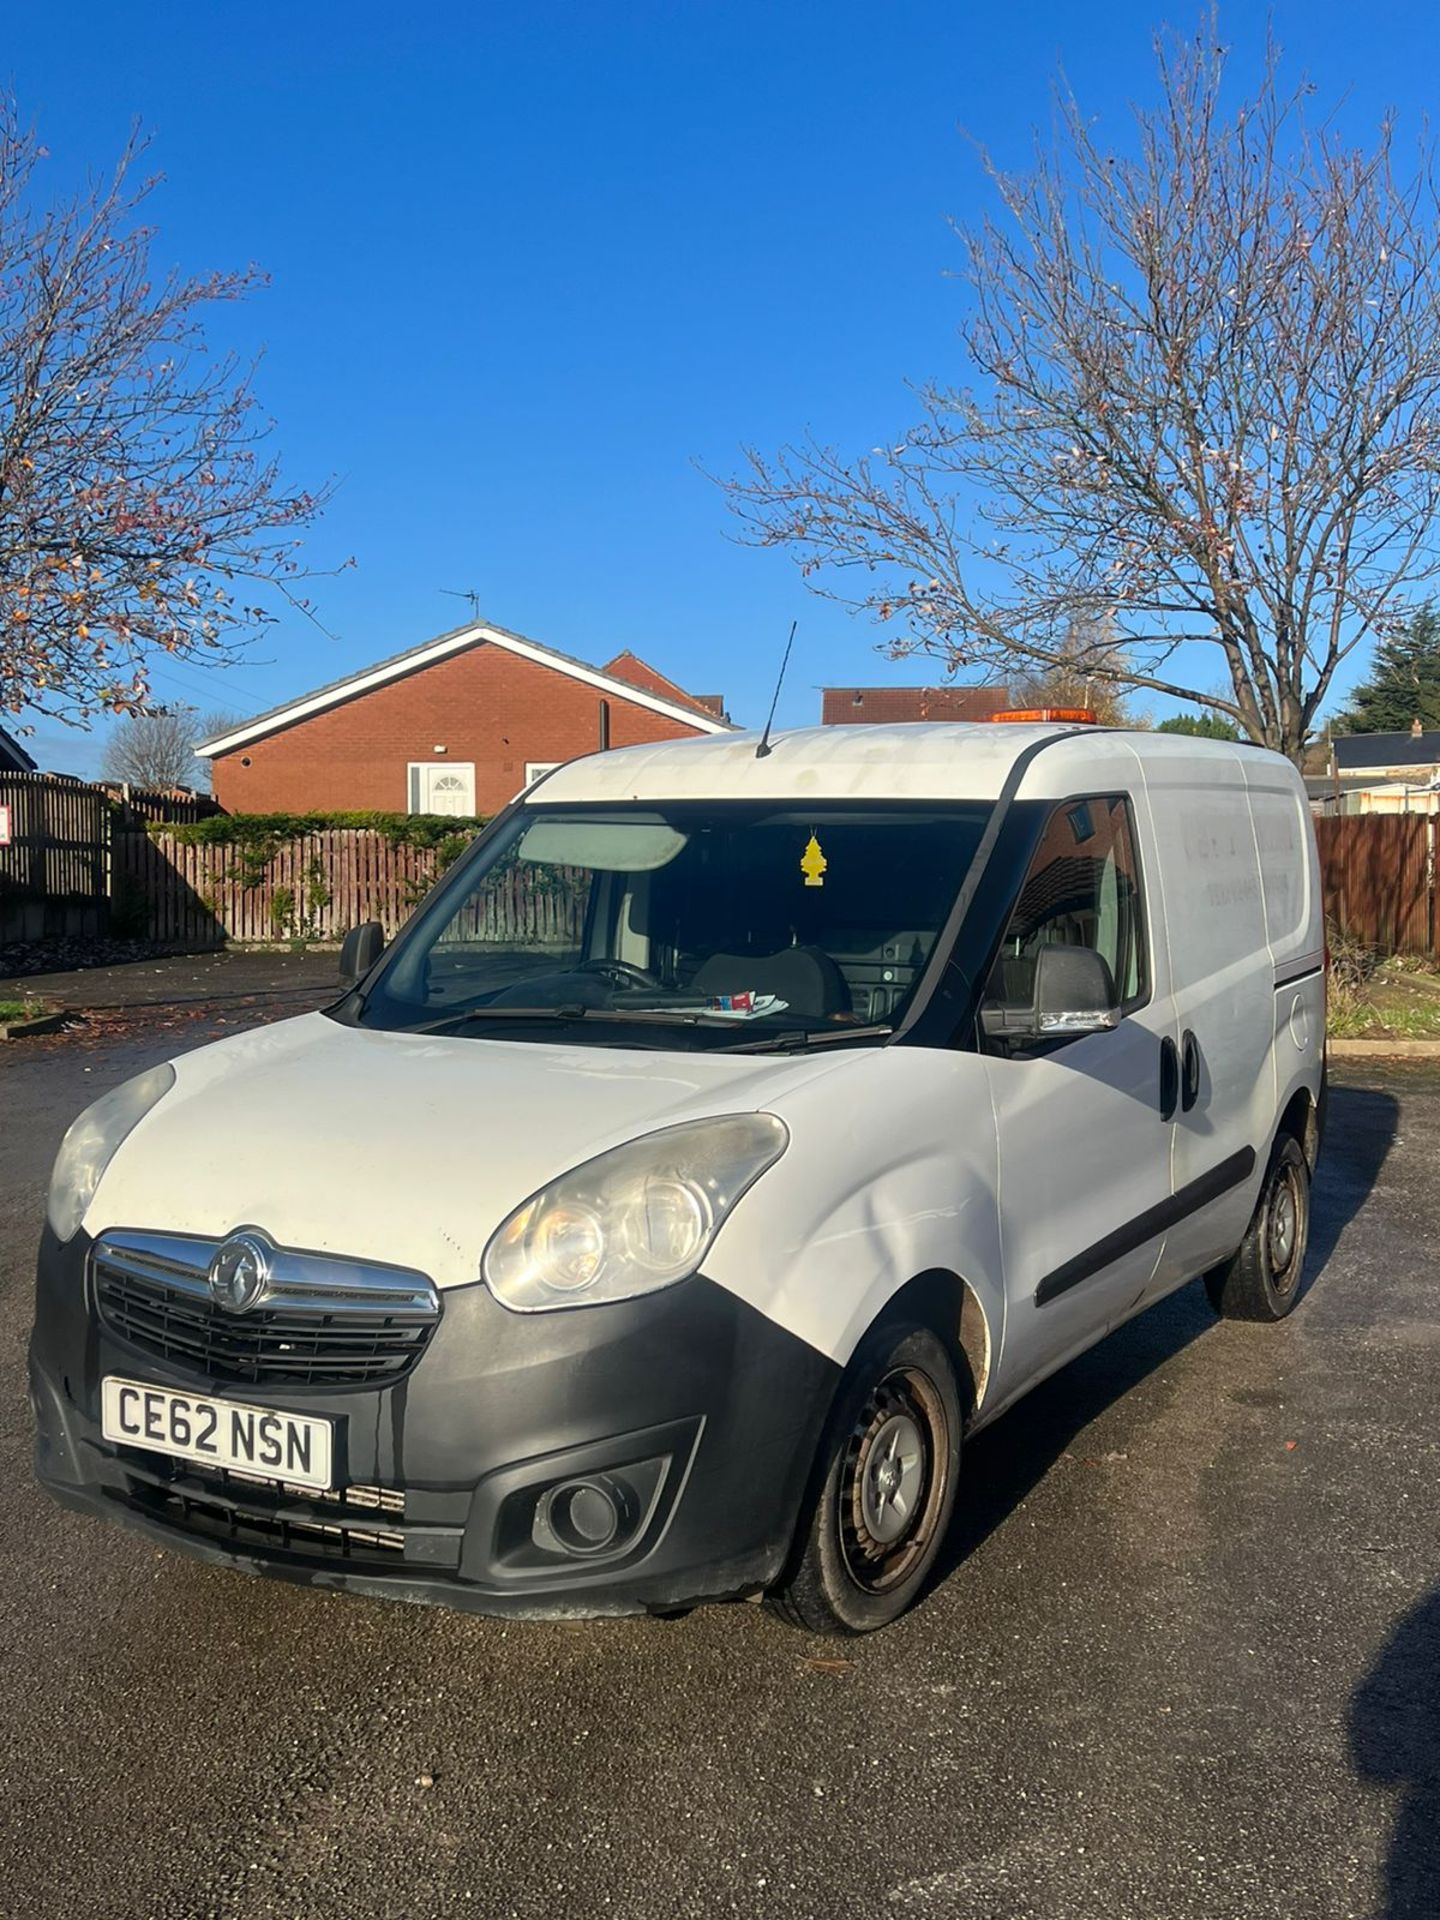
(800, 833), (827, 888)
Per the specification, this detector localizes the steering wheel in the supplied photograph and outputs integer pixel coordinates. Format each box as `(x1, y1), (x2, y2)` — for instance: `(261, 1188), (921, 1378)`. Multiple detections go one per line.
(578, 957), (664, 992)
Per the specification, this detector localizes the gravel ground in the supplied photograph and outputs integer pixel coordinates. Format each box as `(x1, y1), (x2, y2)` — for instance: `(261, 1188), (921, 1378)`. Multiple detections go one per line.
(0, 996), (1435, 1920)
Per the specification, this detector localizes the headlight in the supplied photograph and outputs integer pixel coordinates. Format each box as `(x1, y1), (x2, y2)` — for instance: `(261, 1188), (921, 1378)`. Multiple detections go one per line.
(482, 1113), (788, 1312)
(46, 1063), (176, 1243)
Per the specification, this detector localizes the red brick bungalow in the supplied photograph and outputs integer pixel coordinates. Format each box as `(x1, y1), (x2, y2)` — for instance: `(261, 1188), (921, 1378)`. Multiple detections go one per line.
(820, 685), (1011, 725)
(196, 622), (732, 816)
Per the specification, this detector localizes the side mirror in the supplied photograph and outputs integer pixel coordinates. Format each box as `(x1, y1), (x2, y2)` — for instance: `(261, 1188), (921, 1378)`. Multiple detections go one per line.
(1032, 944), (1120, 1037)
(980, 944), (1119, 1044)
(339, 920), (386, 988)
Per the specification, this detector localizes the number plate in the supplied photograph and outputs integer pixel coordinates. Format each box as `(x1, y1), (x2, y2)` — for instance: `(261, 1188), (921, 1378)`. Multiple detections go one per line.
(101, 1377), (334, 1491)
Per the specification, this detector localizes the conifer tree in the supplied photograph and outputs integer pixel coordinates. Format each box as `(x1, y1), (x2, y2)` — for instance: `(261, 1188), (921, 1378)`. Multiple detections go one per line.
(1341, 607), (1440, 734)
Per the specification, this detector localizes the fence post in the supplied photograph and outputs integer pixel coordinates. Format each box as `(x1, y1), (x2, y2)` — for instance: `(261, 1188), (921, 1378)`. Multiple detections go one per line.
(102, 799), (113, 936)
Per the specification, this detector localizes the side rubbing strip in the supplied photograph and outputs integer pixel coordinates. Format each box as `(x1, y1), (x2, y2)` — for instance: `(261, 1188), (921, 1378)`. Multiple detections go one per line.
(1035, 1146), (1258, 1307)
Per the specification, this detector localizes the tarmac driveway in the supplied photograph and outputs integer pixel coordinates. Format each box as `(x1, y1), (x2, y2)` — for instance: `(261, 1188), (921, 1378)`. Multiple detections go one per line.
(0, 977), (1435, 1919)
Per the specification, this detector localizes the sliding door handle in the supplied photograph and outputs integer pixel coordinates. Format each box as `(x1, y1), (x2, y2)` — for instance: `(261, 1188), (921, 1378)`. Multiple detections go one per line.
(1159, 1036), (1180, 1121)
(1181, 1030), (1201, 1112)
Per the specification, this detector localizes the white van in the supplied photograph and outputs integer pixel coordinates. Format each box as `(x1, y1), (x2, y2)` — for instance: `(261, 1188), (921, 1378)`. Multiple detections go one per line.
(29, 720), (1324, 1633)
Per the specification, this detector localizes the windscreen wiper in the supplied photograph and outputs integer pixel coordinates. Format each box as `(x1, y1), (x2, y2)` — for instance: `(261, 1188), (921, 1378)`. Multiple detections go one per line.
(723, 1023), (895, 1055)
(412, 1004), (736, 1036)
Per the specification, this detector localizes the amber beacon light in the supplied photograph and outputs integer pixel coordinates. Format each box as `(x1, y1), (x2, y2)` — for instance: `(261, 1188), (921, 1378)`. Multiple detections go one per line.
(987, 707), (1099, 725)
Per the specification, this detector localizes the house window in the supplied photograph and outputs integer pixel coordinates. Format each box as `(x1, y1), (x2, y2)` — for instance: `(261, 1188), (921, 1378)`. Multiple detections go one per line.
(523, 761), (562, 789)
(408, 762), (476, 816)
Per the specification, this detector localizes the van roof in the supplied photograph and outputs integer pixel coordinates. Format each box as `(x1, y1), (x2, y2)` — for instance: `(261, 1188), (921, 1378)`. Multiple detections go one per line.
(533, 721), (1271, 808)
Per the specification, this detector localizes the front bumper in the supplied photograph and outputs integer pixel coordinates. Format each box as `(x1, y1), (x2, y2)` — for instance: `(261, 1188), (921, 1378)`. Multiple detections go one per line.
(28, 1225), (839, 1618)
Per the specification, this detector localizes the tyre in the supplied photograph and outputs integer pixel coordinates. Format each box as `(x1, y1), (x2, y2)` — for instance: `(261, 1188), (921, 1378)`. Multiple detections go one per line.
(1204, 1133), (1311, 1322)
(769, 1321), (962, 1635)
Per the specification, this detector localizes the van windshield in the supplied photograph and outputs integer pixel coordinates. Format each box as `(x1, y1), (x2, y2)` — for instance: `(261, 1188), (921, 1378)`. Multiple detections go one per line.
(354, 800), (993, 1048)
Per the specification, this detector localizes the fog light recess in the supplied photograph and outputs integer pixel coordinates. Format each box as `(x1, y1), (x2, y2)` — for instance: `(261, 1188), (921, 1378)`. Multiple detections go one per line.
(534, 1474), (639, 1558)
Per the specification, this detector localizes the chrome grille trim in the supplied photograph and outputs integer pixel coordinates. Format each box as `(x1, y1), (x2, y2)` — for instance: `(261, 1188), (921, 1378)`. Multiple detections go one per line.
(92, 1228), (440, 1389)
(93, 1229), (438, 1316)
(215, 1467), (406, 1513)
(185, 1467), (407, 1545)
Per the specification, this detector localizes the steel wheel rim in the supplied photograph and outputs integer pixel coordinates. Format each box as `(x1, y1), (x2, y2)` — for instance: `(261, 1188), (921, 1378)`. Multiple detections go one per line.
(1268, 1163), (1305, 1294)
(839, 1366), (950, 1595)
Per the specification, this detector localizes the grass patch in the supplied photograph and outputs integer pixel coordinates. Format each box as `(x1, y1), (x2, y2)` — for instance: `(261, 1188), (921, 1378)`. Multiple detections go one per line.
(1328, 957), (1440, 1040)
(0, 998), (46, 1024)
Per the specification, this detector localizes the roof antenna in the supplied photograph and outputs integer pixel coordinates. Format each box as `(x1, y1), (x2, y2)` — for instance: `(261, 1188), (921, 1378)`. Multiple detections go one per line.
(755, 620), (798, 759)
(441, 586), (484, 623)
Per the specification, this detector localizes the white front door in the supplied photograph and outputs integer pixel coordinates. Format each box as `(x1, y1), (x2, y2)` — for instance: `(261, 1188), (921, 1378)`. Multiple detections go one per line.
(409, 762), (476, 816)
(980, 791), (1176, 1394)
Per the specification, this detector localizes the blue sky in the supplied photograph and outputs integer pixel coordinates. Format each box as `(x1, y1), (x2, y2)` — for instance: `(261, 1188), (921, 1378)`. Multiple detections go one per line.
(8, 0), (1438, 775)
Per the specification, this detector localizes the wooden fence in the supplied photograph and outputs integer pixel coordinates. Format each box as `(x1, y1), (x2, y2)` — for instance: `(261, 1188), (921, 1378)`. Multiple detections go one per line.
(0, 772), (110, 904)
(112, 830), (585, 950)
(1314, 814), (1436, 956)
(0, 772), (114, 940)
(434, 853), (588, 950)
(1, 771), (221, 943)
(95, 782), (220, 827)
(116, 830), (448, 946)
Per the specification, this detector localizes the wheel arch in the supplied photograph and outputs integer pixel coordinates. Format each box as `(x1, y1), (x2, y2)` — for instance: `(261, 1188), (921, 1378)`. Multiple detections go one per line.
(1276, 1082), (1320, 1171)
(860, 1267), (995, 1420)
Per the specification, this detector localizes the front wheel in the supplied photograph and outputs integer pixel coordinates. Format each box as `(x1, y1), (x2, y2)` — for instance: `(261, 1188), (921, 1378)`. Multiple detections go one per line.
(1204, 1133), (1311, 1322)
(768, 1322), (962, 1635)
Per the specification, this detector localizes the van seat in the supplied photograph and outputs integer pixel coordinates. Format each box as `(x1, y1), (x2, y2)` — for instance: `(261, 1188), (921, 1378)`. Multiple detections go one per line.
(691, 947), (852, 1021)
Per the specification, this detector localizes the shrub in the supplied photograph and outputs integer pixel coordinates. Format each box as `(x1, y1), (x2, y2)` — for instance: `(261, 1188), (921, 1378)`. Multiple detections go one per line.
(1326, 922), (1379, 998)
(152, 811), (489, 852)
(303, 855), (331, 930)
(268, 885), (296, 937)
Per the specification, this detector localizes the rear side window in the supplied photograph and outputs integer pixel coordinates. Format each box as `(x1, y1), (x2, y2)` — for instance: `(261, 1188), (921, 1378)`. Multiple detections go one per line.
(987, 795), (1148, 1022)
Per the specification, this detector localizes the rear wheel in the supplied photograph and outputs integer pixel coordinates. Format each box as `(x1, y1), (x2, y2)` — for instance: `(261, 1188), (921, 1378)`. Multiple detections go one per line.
(1204, 1134), (1311, 1322)
(769, 1322), (961, 1635)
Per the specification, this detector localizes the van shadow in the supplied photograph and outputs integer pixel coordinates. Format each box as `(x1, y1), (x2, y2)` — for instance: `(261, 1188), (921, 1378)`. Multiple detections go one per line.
(1351, 1587), (1440, 1917)
(933, 1280), (1214, 1585)
(1307, 1081), (1400, 1274)
(931, 1079), (1400, 1586)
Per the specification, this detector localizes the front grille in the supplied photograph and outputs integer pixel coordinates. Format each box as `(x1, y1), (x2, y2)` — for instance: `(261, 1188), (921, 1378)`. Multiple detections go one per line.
(109, 1451), (465, 1572)
(93, 1229), (441, 1390)
(122, 1477), (406, 1563)
(167, 1484), (405, 1554)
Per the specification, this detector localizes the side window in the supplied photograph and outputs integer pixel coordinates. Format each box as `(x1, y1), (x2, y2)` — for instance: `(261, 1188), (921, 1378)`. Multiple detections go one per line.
(985, 795), (1148, 1037)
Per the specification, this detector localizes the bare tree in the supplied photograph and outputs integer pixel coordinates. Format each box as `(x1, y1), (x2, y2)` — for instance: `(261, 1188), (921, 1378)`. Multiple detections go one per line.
(723, 21), (1440, 762)
(1011, 620), (1135, 725)
(0, 100), (332, 726)
(101, 705), (204, 789)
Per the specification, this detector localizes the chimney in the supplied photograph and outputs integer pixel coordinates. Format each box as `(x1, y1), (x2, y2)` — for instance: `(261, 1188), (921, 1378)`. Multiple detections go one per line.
(1414, 717), (1425, 738)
